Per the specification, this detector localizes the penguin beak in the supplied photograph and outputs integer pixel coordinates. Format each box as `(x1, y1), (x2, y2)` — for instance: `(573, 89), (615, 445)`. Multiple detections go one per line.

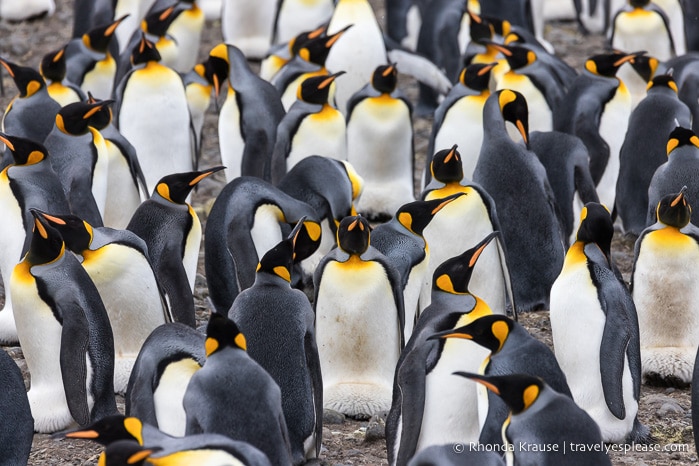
(83, 100), (114, 119)
(0, 133), (14, 151)
(188, 166), (226, 186)
(318, 71), (345, 89)
(671, 186), (688, 207)
(453, 371), (501, 395)
(0, 58), (15, 78)
(469, 232), (498, 267)
(326, 24), (353, 48)
(613, 52), (640, 67)
(428, 327), (473, 341)
(444, 144), (458, 162)
(516, 119), (529, 148)
(484, 41), (511, 57)
(479, 63), (497, 75)
(431, 193), (464, 215)
(105, 14), (130, 37)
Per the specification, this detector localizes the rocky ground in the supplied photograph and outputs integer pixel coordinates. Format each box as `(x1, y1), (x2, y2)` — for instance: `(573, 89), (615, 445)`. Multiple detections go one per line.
(1, 0), (698, 464)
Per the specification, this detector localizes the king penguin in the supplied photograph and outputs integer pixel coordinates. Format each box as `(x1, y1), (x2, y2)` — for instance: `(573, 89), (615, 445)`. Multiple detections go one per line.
(35, 209), (173, 394)
(204, 176), (320, 312)
(183, 312), (293, 465)
(610, 0), (676, 61)
(616, 75), (691, 236)
(40, 47), (86, 107)
(314, 215), (404, 417)
(0, 133), (70, 345)
(473, 89), (565, 313)
(632, 188), (699, 386)
(0, 348), (33, 465)
(259, 24), (327, 81)
(550, 202), (649, 443)
(126, 323), (205, 437)
(386, 233), (497, 466)
(272, 0), (334, 45)
(127, 167), (224, 327)
(221, 0), (276, 59)
(229, 221), (322, 465)
(346, 63), (415, 220)
(10, 209), (118, 433)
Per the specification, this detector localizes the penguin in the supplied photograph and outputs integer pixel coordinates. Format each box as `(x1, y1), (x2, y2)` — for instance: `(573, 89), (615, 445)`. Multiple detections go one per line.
(0, 133), (71, 345)
(259, 24), (327, 81)
(371, 195), (464, 339)
(346, 63), (415, 220)
(430, 314), (572, 447)
(420, 145), (515, 317)
(72, 0), (115, 39)
(616, 75), (691, 236)
(425, 63), (495, 185)
(35, 210), (173, 394)
(10, 209), (118, 433)
(0, 57), (61, 159)
(272, 0), (334, 46)
(685, 0), (699, 51)
(126, 323), (205, 436)
(457, 373), (613, 466)
(59, 414), (273, 465)
(550, 202), (649, 443)
(208, 43), (286, 182)
(646, 126), (699, 227)
(43, 99), (113, 227)
(529, 130), (600, 242)
(114, 35), (193, 193)
(314, 215), (404, 417)
(182, 61), (215, 166)
(127, 167), (224, 327)
(183, 312), (293, 466)
(473, 89), (565, 313)
(228, 221), (322, 465)
(632, 188), (699, 386)
(386, 233), (497, 466)
(64, 15), (128, 100)
(575, 0), (616, 34)
(40, 47), (86, 107)
(0, 348), (33, 466)
(478, 0), (551, 52)
(553, 51), (640, 211)
(221, 0), (276, 59)
(277, 156), (363, 281)
(148, 0), (205, 73)
(658, 54), (699, 134)
(113, 0), (159, 54)
(270, 72), (347, 183)
(610, 0), (676, 62)
(0, 0), (55, 21)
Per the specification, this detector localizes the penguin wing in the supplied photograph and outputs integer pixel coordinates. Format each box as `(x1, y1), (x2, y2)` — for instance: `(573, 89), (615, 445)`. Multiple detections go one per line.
(386, 48), (452, 96)
(523, 66), (565, 113)
(573, 150), (600, 206)
(647, 4), (677, 56)
(105, 131), (150, 200)
(158, 250), (196, 327)
(586, 243), (632, 419)
(304, 321), (323, 456)
(363, 247), (406, 348)
(572, 102), (609, 185)
(269, 108), (306, 184)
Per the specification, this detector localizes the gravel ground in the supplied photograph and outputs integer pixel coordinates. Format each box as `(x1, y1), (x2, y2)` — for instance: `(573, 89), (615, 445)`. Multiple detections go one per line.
(1, 0), (698, 464)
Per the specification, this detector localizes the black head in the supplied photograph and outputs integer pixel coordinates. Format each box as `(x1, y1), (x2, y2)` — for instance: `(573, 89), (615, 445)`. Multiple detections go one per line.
(26, 209), (65, 266)
(395, 193), (463, 236)
(142, 5), (184, 37)
(200, 53), (230, 99)
(298, 71), (345, 104)
(430, 314), (514, 353)
(98, 440), (157, 466)
(371, 64), (398, 94)
(497, 89), (529, 147)
(34, 210), (93, 253)
(430, 144), (464, 183)
(83, 15), (128, 53)
(0, 57), (45, 97)
(85, 92), (113, 130)
(468, 11), (495, 43)
(630, 54), (659, 82)
(488, 42), (536, 70)
(432, 232), (498, 293)
(289, 24), (328, 55)
(0, 132), (48, 165)
(297, 24), (352, 66)
(58, 415), (145, 446)
(55, 99), (114, 135)
(40, 47), (67, 82)
(630, 0), (651, 7)
(575, 202), (613, 255)
(205, 312), (247, 357)
(257, 217), (315, 283)
(154, 166), (225, 204)
(459, 62), (496, 92)
(131, 34), (162, 66)
(336, 215), (371, 255)
(666, 126), (699, 155)
(656, 187), (691, 228)
(453, 372), (545, 415)
(584, 51), (639, 78)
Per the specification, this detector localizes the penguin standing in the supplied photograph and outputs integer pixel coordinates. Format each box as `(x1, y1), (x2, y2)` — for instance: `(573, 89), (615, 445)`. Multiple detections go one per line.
(420, 146), (514, 316)
(270, 72), (347, 183)
(151, 0), (205, 72)
(127, 167), (224, 327)
(473, 89), (565, 313)
(113, 0), (158, 54)
(36, 210), (173, 394)
(221, 0), (276, 59)
(273, 0), (334, 45)
(208, 43), (286, 182)
(0, 134), (70, 345)
(616, 75), (691, 236)
(114, 35), (193, 193)
(457, 373), (612, 466)
(40, 47), (86, 107)
(0, 348), (33, 466)
(126, 323), (205, 436)
(229, 222), (322, 465)
(346, 64), (415, 220)
(10, 210), (118, 433)
(386, 234), (497, 466)
(314, 215), (404, 417)
(610, 0), (676, 62)
(550, 202), (649, 443)
(259, 24), (327, 81)
(632, 188), (699, 386)
(183, 312), (293, 465)
(204, 176), (320, 313)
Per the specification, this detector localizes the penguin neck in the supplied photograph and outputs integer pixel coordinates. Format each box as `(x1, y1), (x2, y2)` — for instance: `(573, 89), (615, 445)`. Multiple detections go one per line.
(254, 270), (292, 288)
(429, 182), (468, 198)
(563, 241), (587, 268)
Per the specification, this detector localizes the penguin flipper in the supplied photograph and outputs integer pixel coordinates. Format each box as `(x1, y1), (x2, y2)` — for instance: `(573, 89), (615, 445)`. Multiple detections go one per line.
(386, 48), (452, 96)
(305, 324), (323, 457)
(58, 300), (91, 427)
(573, 111), (609, 186)
(159, 253), (196, 327)
(574, 161), (600, 205)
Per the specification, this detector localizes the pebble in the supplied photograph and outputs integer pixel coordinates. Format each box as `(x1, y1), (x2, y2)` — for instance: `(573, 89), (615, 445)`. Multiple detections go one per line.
(323, 409), (346, 425)
(365, 412), (386, 442)
(657, 401), (685, 417)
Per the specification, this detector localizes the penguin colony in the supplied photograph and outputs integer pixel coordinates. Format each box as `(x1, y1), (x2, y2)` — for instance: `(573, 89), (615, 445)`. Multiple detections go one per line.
(4, 0), (699, 465)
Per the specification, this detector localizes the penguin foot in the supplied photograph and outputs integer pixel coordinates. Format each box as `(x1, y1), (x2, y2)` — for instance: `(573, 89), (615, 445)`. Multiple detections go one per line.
(643, 372), (690, 389)
(324, 383), (392, 417)
(641, 348), (694, 387)
(114, 357), (137, 395)
(27, 386), (75, 433)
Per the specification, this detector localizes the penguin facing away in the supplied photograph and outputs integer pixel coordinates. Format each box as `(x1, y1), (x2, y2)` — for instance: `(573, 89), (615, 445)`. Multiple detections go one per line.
(40, 47), (86, 107)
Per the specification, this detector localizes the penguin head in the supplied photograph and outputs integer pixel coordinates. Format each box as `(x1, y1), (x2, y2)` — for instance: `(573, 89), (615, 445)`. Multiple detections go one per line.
(646, 74), (677, 93)
(289, 217), (322, 263)
(297, 24), (352, 66)
(0, 58), (45, 97)
(82, 15), (128, 53)
(631, 53), (659, 83)
(584, 51), (639, 78)
(257, 217), (320, 281)
(497, 89), (529, 148)
(395, 193), (464, 236)
(487, 42), (536, 70)
(200, 54), (230, 100)
(85, 92), (113, 130)
(297, 71), (345, 104)
(430, 145), (464, 183)
(432, 231), (499, 294)
(453, 372), (545, 415)
(336, 215), (371, 255)
(629, 0), (651, 7)
(575, 202), (613, 254)
(98, 440), (157, 466)
(39, 47), (67, 83)
(430, 314), (514, 353)
(131, 34), (162, 66)
(0, 132), (48, 165)
(55, 99), (115, 135)
(459, 63), (496, 92)
(371, 63), (398, 94)
(26, 209), (65, 266)
(656, 187), (691, 228)
(289, 24), (328, 56)
(205, 312), (247, 357)
(141, 5), (185, 37)
(666, 126), (699, 156)
(468, 11), (495, 44)
(58, 415), (146, 446)
(34, 210), (93, 254)
(154, 166), (225, 204)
